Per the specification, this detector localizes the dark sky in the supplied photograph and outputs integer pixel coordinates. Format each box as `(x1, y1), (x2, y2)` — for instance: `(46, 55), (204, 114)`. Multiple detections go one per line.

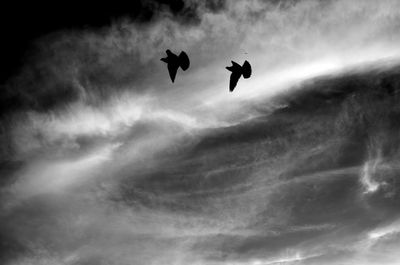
(0, 1), (224, 84)
(0, 2), (149, 83)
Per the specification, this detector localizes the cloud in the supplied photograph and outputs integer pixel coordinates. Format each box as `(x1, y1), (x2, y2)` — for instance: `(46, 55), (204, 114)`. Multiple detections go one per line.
(2, 1), (400, 265)
(3, 0), (400, 117)
(3, 0), (400, 160)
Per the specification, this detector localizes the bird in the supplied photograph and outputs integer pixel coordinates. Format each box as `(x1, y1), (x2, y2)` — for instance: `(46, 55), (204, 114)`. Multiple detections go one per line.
(226, 60), (252, 92)
(160, 50), (190, 83)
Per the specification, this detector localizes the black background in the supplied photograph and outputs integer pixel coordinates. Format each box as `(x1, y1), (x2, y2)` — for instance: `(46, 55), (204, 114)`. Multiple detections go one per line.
(0, 0), (201, 86)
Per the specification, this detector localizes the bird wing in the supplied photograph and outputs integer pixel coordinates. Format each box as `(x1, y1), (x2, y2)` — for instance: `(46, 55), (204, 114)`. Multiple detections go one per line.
(229, 71), (241, 92)
(167, 63), (179, 83)
(242, 60), (252, 79)
(230, 61), (241, 68)
(178, 51), (190, 71)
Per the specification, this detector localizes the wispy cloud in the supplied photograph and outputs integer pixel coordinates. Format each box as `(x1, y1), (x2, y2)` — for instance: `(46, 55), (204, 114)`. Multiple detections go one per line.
(2, 1), (400, 265)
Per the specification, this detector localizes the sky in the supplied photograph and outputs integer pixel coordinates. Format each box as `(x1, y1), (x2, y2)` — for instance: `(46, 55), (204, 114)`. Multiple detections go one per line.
(1, 0), (400, 264)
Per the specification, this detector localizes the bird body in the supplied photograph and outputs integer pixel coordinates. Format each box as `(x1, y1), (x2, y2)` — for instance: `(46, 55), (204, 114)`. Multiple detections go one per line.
(161, 50), (190, 82)
(226, 60), (252, 92)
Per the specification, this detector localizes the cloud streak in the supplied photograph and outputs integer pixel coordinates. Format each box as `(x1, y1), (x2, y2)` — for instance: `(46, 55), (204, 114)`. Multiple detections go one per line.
(2, 1), (400, 265)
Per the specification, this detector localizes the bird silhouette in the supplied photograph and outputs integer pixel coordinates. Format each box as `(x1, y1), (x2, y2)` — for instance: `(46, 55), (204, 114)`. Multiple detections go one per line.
(226, 60), (252, 92)
(160, 50), (190, 83)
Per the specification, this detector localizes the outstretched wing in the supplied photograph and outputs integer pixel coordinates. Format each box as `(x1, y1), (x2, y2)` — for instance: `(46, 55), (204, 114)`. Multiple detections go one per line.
(229, 71), (241, 92)
(167, 63), (179, 83)
(178, 51), (190, 71)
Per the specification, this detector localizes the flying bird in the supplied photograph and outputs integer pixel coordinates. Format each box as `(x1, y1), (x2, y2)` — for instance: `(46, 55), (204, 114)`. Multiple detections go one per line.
(226, 60), (252, 92)
(160, 50), (190, 83)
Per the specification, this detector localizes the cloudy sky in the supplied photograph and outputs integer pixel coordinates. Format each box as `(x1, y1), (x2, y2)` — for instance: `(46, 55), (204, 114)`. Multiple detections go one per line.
(1, 0), (400, 264)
